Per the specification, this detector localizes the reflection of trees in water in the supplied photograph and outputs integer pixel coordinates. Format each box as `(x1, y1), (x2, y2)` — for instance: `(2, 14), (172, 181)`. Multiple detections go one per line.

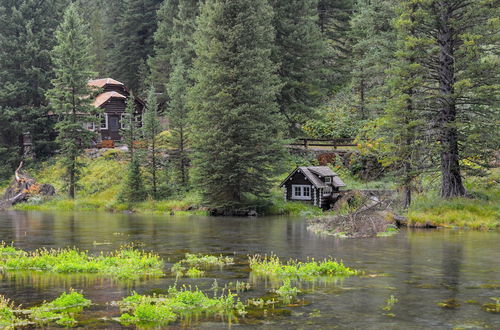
(441, 240), (463, 291)
(0, 270), (165, 304)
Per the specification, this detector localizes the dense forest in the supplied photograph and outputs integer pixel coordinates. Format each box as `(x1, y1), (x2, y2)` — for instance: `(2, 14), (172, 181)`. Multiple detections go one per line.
(0, 0), (498, 211)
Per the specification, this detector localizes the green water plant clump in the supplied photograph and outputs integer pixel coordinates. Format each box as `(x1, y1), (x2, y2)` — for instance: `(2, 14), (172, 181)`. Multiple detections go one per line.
(171, 253), (234, 277)
(482, 297), (500, 314)
(182, 253), (234, 267)
(249, 254), (361, 279)
(0, 242), (164, 280)
(117, 285), (245, 326)
(30, 290), (91, 327)
(0, 296), (22, 329)
(0, 290), (91, 328)
(275, 279), (301, 304)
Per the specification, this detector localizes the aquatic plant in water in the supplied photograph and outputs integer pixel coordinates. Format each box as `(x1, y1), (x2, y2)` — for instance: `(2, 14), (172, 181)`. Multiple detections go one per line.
(30, 290), (91, 327)
(482, 297), (500, 314)
(275, 279), (301, 304)
(0, 242), (164, 280)
(0, 290), (90, 328)
(382, 295), (398, 312)
(437, 298), (460, 309)
(0, 296), (21, 329)
(117, 285), (245, 326)
(249, 254), (361, 279)
(186, 267), (205, 278)
(180, 253), (234, 267)
(171, 253), (234, 277)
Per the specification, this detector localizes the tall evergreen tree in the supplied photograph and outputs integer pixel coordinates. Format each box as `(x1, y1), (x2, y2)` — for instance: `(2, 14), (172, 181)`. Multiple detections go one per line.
(317, 0), (354, 89)
(405, 0), (500, 198)
(119, 94), (145, 204)
(0, 0), (65, 178)
(110, 0), (162, 92)
(149, 0), (179, 96)
(349, 0), (397, 119)
(270, 0), (327, 134)
(190, 0), (284, 208)
(372, 1), (428, 208)
(164, 0), (200, 186)
(142, 86), (162, 199)
(46, 3), (97, 199)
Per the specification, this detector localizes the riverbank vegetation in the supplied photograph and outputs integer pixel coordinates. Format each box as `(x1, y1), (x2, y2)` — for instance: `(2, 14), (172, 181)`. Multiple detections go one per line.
(0, 243), (163, 280)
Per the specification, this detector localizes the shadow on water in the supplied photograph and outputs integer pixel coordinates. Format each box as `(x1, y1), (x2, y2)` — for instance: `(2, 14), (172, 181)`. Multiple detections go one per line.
(0, 210), (498, 328)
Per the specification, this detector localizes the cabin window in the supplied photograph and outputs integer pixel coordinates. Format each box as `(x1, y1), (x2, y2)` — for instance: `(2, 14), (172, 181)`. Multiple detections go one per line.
(135, 114), (142, 127)
(325, 177), (332, 184)
(83, 122), (95, 131)
(100, 114), (108, 130)
(291, 185), (312, 200)
(120, 114), (127, 129)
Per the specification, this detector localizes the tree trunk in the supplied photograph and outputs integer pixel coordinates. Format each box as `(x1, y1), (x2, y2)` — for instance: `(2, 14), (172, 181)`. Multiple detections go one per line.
(179, 127), (186, 186)
(437, 3), (466, 198)
(69, 158), (75, 199)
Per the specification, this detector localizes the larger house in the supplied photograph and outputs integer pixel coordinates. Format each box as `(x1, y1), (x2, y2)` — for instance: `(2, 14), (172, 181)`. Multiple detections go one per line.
(280, 166), (346, 209)
(86, 78), (144, 142)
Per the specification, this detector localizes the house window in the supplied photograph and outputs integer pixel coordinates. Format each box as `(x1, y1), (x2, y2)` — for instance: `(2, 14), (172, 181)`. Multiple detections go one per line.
(100, 114), (108, 130)
(83, 122), (95, 131)
(121, 114), (127, 129)
(325, 177), (332, 184)
(135, 114), (142, 127)
(292, 185), (312, 200)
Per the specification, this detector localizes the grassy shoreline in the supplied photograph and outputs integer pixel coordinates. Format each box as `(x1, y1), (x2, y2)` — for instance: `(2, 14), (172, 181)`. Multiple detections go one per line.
(2, 153), (498, 229)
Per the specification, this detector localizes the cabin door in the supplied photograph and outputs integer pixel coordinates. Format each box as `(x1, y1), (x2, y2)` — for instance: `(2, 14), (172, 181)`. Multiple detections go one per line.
(108, 115), (121, 140)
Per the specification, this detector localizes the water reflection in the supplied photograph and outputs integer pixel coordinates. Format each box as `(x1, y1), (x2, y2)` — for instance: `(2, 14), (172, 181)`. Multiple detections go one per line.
(0, 211), (498, 328)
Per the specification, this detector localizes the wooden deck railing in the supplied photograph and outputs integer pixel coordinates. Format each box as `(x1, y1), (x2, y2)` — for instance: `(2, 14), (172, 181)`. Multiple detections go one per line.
(289, 138), (356, 149)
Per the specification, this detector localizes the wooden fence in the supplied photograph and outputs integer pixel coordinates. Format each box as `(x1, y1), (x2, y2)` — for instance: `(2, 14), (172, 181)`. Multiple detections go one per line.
(289, 138), (356, 149)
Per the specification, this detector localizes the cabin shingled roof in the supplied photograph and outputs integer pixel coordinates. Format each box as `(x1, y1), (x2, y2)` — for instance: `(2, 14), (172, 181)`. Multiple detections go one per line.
(93, 91), (126, 108)
(308, 166), (338, 177)
(88, 78), (124, 88)
(280, 166), (346, 188)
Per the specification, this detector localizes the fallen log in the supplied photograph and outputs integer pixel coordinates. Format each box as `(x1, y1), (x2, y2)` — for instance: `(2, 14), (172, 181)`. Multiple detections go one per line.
(0, 162), (55, 210)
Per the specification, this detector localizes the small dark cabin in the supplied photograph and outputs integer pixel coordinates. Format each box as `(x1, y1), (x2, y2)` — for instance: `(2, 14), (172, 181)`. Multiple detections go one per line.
(280, 166), (346, 209)
(87, 78), (144, 142)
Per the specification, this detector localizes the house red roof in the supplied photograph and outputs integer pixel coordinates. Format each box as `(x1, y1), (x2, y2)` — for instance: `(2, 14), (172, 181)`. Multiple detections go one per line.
(88, 78), (124, 88)
(93, 91), (126, 107)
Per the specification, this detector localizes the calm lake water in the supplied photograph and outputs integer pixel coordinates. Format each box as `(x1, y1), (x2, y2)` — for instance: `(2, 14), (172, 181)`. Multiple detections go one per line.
(0, 211), (499, 329)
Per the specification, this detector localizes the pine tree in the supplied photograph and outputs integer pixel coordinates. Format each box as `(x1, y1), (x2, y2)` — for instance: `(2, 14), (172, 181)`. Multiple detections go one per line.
(119, 95), (146, 205)
(167, 62), (190, 186)
(149, 0), (179, 96)
(317, 0), (354, 89)
(0, 0), (65, 178)
(349, 0), (397, 119)
(164, 0), (200, 187)
(190, 0), (284, 209)
(404, 0), (500, 198)
(46, 3), (97, 199)
(110, 0), (162, 92)
(378, 1), (428, 208)
(142, 86), (162, 199)
(270, 0), (327, 134)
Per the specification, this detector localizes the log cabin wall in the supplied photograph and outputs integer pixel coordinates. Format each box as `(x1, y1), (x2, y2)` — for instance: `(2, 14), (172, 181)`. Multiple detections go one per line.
(99, 98), (126, 141)
(284, 174), (313, 202)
